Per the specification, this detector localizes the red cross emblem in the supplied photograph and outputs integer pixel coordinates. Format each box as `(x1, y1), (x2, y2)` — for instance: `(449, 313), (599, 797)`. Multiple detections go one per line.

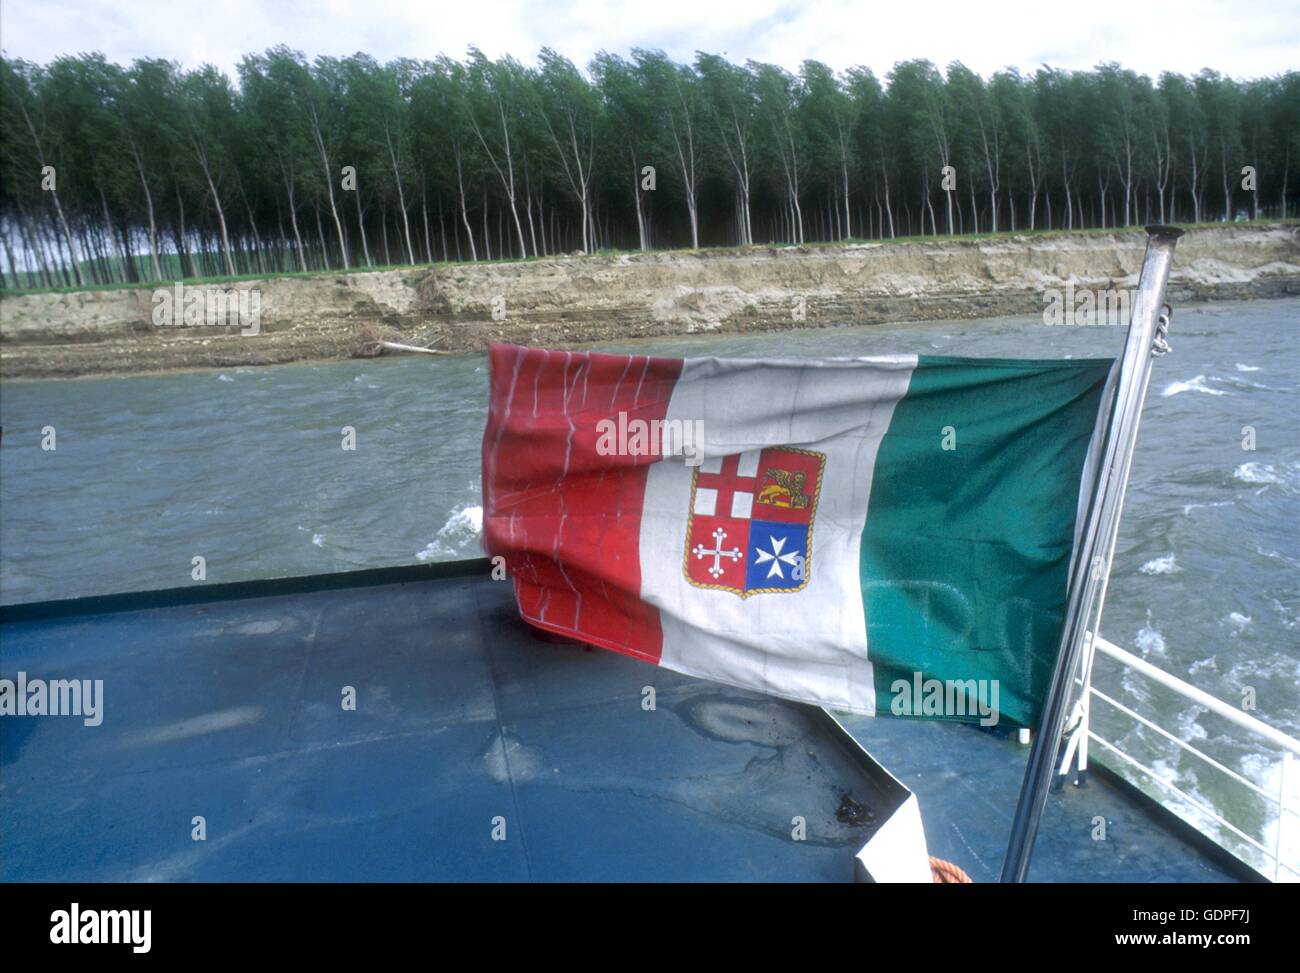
(683, 447), (825, 597)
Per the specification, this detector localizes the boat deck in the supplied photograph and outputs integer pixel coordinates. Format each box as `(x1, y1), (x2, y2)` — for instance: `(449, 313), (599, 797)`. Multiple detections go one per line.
(0, 561), (1246, 882)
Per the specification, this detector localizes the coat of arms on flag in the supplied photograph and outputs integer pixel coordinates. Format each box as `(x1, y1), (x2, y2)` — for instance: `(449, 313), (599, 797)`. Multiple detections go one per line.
(683, 447), (825, 597)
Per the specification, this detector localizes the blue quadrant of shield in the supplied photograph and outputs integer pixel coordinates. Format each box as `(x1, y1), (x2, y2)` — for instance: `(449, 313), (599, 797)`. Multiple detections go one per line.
(745, 520), (808, 591)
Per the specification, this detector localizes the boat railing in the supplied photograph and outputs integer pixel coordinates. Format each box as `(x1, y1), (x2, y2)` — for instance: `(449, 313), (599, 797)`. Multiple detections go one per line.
(1061, 632), (1299, 882)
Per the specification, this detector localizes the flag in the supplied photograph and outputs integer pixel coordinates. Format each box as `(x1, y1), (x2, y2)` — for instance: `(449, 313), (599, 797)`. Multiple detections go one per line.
(482, 343), (1116, 729)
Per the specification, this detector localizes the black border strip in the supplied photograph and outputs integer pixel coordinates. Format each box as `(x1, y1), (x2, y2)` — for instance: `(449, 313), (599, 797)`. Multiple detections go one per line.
(0, 558), (493, 624)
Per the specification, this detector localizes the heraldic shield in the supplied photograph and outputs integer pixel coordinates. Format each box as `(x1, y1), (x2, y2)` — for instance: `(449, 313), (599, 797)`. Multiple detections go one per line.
(683, 446), (825, 597)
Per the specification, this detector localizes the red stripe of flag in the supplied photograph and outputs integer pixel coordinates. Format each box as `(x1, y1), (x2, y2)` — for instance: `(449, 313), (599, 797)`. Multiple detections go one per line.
(482, 344), (683, 663)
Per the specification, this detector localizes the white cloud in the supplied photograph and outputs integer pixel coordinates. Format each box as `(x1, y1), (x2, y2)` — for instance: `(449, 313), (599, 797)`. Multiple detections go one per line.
(2, 0), (1296, 79)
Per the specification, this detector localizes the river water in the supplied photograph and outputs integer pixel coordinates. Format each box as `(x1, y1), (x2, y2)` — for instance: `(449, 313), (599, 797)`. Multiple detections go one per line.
(1, 298), (1296, 874)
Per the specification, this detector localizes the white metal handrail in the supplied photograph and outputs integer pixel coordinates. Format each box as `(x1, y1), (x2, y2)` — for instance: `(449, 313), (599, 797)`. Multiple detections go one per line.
(1090, 684), (1290, 807)
(1091, 635), (1300, 756)
(1069, 632), (1299, 882)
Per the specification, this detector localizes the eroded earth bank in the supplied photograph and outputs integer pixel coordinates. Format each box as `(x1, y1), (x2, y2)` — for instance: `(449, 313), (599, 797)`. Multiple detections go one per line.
(2, 224), (1296, 379)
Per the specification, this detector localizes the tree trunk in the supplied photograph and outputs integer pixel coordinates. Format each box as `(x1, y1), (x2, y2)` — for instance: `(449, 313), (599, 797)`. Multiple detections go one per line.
(352, 178), (372, 266)
(455, 144), (477, 260)
(384, 125), (416, 264)
(310, 107), (349, 268)
(285, 178), (308, 272)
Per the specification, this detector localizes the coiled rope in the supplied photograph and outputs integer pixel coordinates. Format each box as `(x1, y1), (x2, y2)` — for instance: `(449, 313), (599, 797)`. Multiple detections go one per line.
(929, 856), (973, 883)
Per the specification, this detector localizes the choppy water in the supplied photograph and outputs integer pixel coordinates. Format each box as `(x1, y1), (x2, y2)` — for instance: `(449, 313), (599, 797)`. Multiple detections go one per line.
(1, 298), (1297, 875)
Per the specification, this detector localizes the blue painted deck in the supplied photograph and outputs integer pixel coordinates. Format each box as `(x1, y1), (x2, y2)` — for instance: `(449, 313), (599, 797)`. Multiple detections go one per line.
(0, 562), (1242, 882)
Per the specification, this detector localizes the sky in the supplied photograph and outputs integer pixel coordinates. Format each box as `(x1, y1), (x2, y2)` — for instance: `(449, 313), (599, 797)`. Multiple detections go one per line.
(2, 0), (1297, 80)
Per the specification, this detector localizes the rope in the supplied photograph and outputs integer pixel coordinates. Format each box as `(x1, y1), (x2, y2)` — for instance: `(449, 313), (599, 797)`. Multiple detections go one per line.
(929, 856), (973, 883)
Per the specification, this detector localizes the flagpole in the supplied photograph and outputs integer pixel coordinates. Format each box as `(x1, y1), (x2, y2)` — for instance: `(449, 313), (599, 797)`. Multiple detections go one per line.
(1000, 225), (1184, 883)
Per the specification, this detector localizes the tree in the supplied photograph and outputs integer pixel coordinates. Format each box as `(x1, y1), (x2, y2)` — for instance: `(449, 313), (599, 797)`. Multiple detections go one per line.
(2, 58), (86, 284)
(799, 60), (854, 239)
(593, 52), (657, 251)
(633, 51), (705, 249)
(889, 61), (955, 235)
(697, 53), (758, 245)
(1197, 71), (1243, 220)
(754, 62), (806, 243)
(534, 49), (601, 254)
(465, 48), (532, 258)
(847, 67), (894, 238)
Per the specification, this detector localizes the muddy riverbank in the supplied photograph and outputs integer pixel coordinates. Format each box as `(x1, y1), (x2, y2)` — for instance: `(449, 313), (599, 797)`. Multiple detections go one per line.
(2, 224), (1296, 379)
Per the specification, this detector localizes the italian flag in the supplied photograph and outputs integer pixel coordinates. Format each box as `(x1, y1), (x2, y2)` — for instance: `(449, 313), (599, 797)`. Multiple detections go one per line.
(482, 343), (1116, 729)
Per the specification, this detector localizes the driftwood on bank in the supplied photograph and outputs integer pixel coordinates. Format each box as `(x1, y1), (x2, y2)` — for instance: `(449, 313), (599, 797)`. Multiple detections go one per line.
(352, 325), (447, 358)
(378, 340), (448, 356)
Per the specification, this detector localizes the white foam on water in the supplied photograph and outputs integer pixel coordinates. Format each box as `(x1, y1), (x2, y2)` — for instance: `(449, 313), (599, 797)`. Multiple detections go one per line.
(1181, 499), (1234, 515)
(1235, 363), (1262, 372)
(1147, 759), (1240, 861)
(1226, 612), (1252, 630)
(1227, 652), (1300, 694)
(1139, 554), (1178, 575)
(1135, 622), (1167, 657)
(312, 533), (324, 547)
(1148, 756), (1190, 793)
(417, 503), (484, 561)
(1120, 669), (1153, 706)
(1234, 461), (1300, 489)
(1223, 375), (1282, 392)
(1188, 655), (1218, 676)
(1271, 599), (1299, 631)
(1257, 547), (1300, 570)
(217, 373), (233, 382)
(1161, 375), (1227, 397)
(1175, 706), (1209, 743)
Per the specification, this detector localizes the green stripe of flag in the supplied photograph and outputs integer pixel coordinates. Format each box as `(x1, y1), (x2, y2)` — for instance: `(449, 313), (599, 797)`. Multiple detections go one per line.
(862, 355), (1115, 729)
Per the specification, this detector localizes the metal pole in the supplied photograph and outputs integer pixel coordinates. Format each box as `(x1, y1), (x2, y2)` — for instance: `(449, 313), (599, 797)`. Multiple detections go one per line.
(1070, 337), (1164, 777)
(1060, 317), (1167, 781)
(1000, 225), (1184, 883)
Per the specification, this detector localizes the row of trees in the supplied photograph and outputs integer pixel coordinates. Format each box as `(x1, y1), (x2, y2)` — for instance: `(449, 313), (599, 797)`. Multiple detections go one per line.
(2, 48), (1297, 290)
